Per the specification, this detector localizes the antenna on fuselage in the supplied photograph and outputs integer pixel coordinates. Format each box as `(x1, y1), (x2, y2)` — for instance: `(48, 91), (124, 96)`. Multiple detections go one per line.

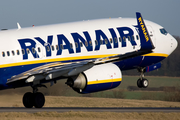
(17, 22), (21, 29)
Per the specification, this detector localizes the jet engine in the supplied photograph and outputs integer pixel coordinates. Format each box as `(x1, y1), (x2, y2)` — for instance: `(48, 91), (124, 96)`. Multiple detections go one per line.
(66, 63), (122, 93)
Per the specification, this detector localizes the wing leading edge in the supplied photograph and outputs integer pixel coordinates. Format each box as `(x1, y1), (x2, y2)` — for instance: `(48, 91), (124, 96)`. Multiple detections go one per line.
(7, 12), (155, 86)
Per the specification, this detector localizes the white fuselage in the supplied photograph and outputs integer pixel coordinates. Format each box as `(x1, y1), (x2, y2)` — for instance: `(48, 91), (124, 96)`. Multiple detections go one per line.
(0, 18), (177, 66)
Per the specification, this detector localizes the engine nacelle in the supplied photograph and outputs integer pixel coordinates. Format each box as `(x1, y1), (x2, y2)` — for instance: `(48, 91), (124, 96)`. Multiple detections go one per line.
(66, 63), (122, 93)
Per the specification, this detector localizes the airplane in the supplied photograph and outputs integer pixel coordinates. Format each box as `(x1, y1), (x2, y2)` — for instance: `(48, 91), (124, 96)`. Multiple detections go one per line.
(0, 12), (177, 108)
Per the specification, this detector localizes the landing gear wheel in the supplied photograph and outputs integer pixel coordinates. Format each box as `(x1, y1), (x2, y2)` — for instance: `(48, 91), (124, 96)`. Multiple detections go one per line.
(137, 67), (149, 88)
(142, 79), (149, 88)
(23, 92), (34, 108)
(23, 92), (45, 108)
(137, 79), (142, 88)
(34, 92), (45, 108)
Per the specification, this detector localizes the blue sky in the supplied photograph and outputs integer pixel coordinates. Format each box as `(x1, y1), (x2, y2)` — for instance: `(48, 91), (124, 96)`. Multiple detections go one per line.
(0, 0), (179, 36)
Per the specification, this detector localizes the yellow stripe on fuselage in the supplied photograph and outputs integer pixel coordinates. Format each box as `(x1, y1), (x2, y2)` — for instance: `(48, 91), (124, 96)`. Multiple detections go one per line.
(0, 53), (168, 68)
(142, 53), (168, 57)
(88, 78), (122, 85)
(0, 54), (116, 68)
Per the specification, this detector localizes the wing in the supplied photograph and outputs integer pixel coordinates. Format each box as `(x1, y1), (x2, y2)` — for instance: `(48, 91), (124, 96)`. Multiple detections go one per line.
(7, 12), (154, 86)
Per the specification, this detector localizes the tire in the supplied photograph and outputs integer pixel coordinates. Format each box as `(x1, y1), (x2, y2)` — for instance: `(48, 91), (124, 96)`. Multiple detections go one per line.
(34, 92), (45, 108)
(137, 79), (142, 88)
(23, 92), (34, 108)
(142, 79), (149, 88)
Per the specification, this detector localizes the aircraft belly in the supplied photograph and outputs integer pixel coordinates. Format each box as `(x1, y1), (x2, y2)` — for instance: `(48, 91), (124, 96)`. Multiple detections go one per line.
(115, 55), (166, 70)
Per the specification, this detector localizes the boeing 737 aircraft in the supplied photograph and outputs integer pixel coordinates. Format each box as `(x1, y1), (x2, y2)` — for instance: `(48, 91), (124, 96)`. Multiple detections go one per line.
(0, 12), (177, 108)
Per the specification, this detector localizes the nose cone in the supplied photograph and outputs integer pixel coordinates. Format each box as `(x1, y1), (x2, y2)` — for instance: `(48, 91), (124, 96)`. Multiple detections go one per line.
(160, 34), (178, 56)
(171, 36), (178, 52)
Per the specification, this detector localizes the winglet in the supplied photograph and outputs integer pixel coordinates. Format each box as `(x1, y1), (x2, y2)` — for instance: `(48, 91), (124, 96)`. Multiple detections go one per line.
(136, 12), (155, 50)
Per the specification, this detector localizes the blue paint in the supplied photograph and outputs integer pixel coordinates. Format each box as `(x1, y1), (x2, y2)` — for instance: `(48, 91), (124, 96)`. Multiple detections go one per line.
(109, 28), (118, 48)
(115, 56), (165, 70)
(136, 12), (155, 50)
(71, 32), (93, 53)
(117, 27), (137, 47)
(17, 27), (140, 60)
(145, 62), (161, 72)
(57, 34), (74, 55)
(95, 30), (112, 50)
(82, 81), (121, 93)
(18, 38), (39, 59)
(35, 36), (53, 57)
(0, 62), (46, 89)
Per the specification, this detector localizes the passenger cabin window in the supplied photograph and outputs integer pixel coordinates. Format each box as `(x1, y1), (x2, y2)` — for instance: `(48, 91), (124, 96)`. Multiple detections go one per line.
(110, 38), (112, 43)
(7, 51), (10, 56)
(56, 45), (59, 50)
(22, 49), (25, 55)
(128, 36), (131, 41)
(12, 51), (15, 56)
(114, 37), (118, 43)
(26, 48), (29, 54)
(80, 42), (83, 47)
(75, 42), (78, 48)
(95, 40), (98, 46)
(89, 41), (92, 46)
(100, 40), (103, 45)
(85, 41), (88, 47)
(136, 35), (139, 40)
(70, 43), (73, 48)
(105, 39), (108, 44)
(58, 44), (64, 50)
(51, 45), (54, 51)
(123, 36), (126, 42)
(46, 46), (50, 52)
(119, 37), (122, 42)
(132, 36), (135, 41)
(2, 52), (5, 57)
(32, 47), (35, 53)
(38, 47), (41, 52)
(17, 50), (20, 55)
(160, 28), (168, 35)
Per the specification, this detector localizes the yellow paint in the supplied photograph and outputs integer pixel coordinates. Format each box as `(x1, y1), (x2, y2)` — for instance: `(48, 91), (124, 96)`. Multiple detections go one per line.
(0, 54), (116, 68)
(138, 17), (149, 42)
(88, 78), (122, 85)
(0, 53), (168, 68)
(142, 53), (168, 57)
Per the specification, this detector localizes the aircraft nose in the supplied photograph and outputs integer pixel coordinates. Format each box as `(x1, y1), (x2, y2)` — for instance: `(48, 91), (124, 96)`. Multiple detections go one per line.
(171, 36), (178, 51)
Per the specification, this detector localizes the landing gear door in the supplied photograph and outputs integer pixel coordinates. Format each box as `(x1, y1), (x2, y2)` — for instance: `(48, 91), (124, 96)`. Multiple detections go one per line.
(147, 25), (156, 47)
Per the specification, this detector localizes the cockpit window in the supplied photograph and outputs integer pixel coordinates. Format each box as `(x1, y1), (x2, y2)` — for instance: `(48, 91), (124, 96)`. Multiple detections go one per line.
(160, 28), (168, 35)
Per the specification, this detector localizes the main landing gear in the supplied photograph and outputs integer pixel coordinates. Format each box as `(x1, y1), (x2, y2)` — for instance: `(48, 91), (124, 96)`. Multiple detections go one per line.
(23, 85), (45, 108)
(137, 68), (149, 88)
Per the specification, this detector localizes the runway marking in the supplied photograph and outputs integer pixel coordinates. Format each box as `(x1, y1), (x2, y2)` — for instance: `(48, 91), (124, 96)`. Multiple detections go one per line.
(0, 107), (180, 113)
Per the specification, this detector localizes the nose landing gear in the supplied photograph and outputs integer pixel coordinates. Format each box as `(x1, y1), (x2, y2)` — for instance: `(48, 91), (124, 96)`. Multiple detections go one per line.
(137, 68), (149, 88)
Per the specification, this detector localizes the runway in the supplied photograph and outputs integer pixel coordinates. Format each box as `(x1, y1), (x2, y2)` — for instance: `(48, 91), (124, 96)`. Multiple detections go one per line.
(0, 107), (179, 113)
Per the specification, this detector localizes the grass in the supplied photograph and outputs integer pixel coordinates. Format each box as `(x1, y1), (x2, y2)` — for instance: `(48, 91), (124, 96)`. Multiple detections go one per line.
(120, 76), (180, 89)
(0, 76), (180, 101)
(0, 94), (180, 108)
